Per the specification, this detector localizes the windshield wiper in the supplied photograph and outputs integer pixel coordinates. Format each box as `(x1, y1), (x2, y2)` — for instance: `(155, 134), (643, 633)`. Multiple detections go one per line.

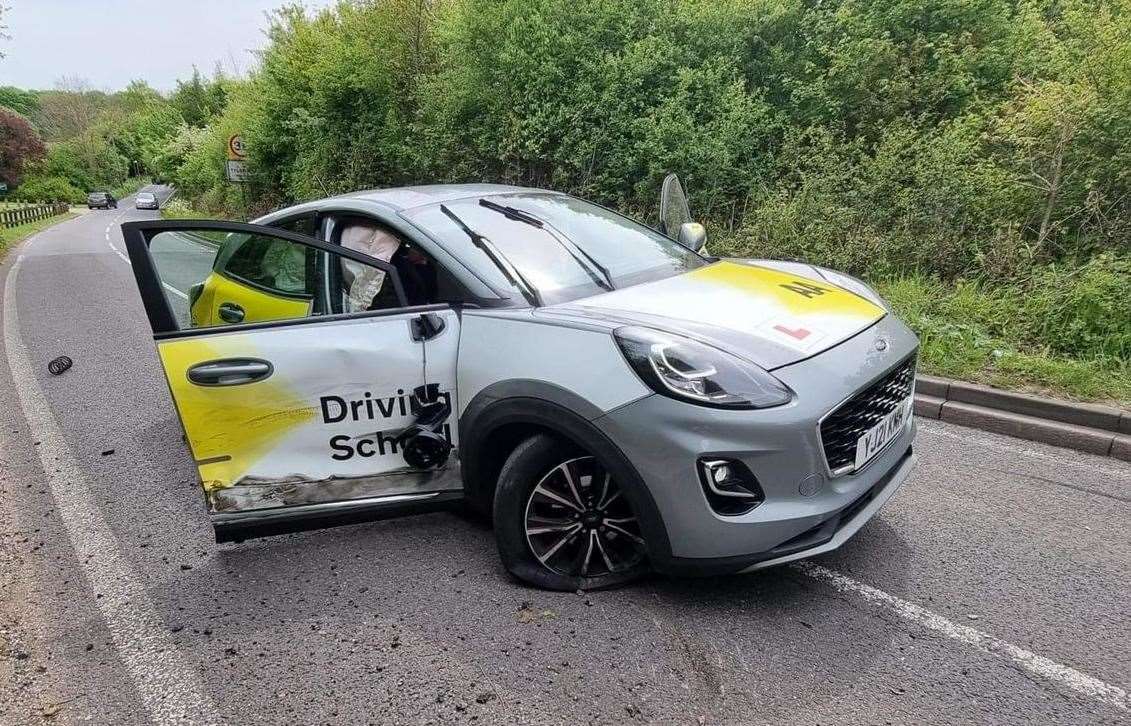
(478, 198), (615, 292)
(478, 198), (544, 227)
(439, 204), (541, 306)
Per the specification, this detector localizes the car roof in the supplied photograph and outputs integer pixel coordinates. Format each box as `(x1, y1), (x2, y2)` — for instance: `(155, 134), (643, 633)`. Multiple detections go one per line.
(327, 183), (558, 212)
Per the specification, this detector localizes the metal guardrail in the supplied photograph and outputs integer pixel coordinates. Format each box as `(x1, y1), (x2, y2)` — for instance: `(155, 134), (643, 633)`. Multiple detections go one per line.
(0, 202), (70, 229)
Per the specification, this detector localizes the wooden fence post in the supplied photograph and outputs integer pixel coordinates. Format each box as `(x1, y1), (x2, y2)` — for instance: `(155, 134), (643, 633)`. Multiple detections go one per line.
(0, 202), (71, 229)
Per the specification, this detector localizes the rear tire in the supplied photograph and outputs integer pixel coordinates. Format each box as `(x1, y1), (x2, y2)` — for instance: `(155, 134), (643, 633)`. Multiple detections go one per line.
(493, 434), (650, 591)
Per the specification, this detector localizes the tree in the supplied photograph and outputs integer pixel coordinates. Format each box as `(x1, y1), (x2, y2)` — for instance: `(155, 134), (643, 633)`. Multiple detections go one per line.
(172, 67), (226, 127)
(37, 77), (109, 140)
(0, 108), (46, 186)
(0, 86), (40, 118)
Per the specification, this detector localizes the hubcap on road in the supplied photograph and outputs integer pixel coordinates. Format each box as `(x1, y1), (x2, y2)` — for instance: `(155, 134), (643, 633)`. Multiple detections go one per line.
(523, 456), (645, 578)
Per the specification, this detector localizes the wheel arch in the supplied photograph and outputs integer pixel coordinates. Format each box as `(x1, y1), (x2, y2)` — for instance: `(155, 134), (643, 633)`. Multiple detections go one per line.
(458, 381), (672, 562)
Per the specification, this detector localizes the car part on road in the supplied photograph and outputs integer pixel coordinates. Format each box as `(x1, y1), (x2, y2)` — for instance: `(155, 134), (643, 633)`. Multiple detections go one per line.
(47, 355), (72, 375)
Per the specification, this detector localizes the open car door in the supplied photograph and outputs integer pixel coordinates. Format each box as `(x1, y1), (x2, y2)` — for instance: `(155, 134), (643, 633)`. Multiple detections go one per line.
(121, 219), (461, 542)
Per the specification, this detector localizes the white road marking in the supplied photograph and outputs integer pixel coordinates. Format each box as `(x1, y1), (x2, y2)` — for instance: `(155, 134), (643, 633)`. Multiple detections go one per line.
(163, 281), (189, 299)
(105, 238), (185, 299)
(105, 211), (192, 303)
(919, 420), (1129, 476)
(108, 240), (131, 264)
(794, 562), (1130, 713)
(3, 246), (222, 724)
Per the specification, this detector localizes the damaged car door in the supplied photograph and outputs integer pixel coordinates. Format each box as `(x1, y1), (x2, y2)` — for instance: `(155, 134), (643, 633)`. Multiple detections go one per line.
(120, 220), (461, 542)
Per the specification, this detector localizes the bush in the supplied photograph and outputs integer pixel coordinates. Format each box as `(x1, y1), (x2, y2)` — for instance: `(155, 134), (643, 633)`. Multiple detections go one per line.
(12, 175), (84, 204)
(1013, 254), (1131, 359)
(113, 176), (148, 198)
(877, 264), (1131, 403)
(879, 255), (1131, 364)
(148, 0), (1131, 400)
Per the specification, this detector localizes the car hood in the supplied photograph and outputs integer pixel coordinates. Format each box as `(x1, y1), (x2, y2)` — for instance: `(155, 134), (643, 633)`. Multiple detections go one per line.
(545, 259), (886, 370)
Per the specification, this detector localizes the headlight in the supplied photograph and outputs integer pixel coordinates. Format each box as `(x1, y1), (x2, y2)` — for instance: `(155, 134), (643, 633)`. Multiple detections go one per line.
(614, 327), (792, 409)
(813, 267), (888, 309)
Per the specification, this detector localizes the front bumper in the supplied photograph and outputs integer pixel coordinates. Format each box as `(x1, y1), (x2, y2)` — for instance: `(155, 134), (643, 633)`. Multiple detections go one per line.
(594, 314), (919, 575)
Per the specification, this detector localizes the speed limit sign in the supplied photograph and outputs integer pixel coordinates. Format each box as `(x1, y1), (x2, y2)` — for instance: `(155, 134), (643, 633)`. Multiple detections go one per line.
(227, 134), (246, 161)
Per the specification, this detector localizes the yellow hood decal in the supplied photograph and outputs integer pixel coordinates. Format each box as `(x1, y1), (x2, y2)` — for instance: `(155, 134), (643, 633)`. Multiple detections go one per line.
(688, 261), (883, 320)
(570, 260), (885, 367)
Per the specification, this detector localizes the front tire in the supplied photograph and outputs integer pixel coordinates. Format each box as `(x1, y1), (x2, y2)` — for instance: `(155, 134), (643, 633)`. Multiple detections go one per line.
(493, 434), (650, 591)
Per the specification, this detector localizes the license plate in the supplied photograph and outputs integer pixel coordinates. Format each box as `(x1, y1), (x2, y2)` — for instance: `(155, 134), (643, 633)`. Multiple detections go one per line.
(853, 397), (912, 470)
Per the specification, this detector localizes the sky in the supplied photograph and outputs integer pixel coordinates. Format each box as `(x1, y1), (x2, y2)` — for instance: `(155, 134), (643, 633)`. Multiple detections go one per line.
(0, 0), (337, 92)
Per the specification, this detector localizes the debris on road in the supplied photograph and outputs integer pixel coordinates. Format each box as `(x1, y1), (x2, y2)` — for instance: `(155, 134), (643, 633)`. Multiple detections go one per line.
(47, 355), (72, 376)
(517, 601), (556, 623)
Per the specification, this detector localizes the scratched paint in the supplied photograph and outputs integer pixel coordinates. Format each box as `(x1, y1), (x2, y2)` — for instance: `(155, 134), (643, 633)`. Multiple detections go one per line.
(210, 455), (462, 512)
(152, 314), (456, 519)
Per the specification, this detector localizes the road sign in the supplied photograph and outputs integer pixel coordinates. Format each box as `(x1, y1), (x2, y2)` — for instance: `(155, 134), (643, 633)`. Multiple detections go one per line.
(226, 159), (249, 183)
(227, 134), (246, 161)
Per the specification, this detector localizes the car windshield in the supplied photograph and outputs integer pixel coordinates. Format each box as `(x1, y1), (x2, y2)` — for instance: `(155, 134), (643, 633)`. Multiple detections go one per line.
(138, 193), (155, 200)
(405, 193), (707, 305)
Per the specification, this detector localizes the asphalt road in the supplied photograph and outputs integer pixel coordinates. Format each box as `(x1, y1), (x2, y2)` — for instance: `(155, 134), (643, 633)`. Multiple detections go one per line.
(1, 192), (1128, 725)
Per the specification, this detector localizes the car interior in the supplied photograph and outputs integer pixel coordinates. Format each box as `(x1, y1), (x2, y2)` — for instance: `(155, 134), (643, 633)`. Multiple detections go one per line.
(328, 215), (447, 310)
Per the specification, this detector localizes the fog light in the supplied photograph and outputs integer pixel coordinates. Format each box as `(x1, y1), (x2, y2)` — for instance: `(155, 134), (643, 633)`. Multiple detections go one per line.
(698, 458), (764, 516)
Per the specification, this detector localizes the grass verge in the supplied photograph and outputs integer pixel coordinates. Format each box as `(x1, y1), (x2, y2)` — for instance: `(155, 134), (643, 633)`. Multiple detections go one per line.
(160, 198), (221, 220)
(0, 212), (80, 260)
(877, 276), (1130, 408)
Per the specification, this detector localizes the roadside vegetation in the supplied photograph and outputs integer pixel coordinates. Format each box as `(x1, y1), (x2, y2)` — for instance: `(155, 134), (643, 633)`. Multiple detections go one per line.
(1, 0), (1128, 404)
(0, 211), (78, 259)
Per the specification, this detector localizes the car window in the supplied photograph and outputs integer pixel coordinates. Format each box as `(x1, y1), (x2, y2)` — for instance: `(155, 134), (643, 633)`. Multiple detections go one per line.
(146, 227), (403, 330)
(331, 215), (462, 307)
(405, 193), (707, 305)
(270, 214), (320, 237)
(221, 234), (315, 295)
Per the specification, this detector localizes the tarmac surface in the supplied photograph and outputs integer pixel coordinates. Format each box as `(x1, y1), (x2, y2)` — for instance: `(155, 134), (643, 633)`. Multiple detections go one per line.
(1, 191), (1128, 724)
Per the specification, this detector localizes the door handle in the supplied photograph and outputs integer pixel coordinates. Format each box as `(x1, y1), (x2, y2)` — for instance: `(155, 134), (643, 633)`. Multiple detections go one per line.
(217, 302), (245, 324)
(187, 359), (273, 386)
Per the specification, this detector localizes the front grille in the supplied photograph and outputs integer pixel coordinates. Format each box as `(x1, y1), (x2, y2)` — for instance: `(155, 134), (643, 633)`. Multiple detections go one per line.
(820, 354), (916, 474)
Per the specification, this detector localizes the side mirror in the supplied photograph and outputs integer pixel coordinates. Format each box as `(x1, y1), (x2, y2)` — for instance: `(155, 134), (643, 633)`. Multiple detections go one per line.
(677, 222), (707, 252)
(659, 173), (692, 237)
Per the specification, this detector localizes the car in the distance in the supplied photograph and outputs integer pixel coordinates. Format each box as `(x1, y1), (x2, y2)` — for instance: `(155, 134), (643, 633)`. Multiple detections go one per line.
(120, 175), (918, 591)
(135, 191), (160, 210)
(87, 191), (117, 209)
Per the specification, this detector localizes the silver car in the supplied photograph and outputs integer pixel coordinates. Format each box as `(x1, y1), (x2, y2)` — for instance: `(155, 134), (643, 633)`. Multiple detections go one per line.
(135, 191), (160, 210)
(120, 175), (917, 590)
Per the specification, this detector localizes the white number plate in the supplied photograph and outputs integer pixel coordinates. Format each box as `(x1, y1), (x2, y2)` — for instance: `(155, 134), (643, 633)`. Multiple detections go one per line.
(853, 397), (912, 470)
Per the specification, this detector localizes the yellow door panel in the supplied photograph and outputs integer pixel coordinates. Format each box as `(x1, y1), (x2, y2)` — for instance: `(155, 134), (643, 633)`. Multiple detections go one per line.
(198, 272), (312, 327)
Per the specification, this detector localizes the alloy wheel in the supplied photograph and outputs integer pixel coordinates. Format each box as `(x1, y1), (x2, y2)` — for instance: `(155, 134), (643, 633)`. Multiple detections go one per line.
(523, 456), (646, 578)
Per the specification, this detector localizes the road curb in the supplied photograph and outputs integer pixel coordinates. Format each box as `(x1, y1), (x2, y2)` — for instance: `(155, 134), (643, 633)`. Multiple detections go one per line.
(914, 375), (1130, 462)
